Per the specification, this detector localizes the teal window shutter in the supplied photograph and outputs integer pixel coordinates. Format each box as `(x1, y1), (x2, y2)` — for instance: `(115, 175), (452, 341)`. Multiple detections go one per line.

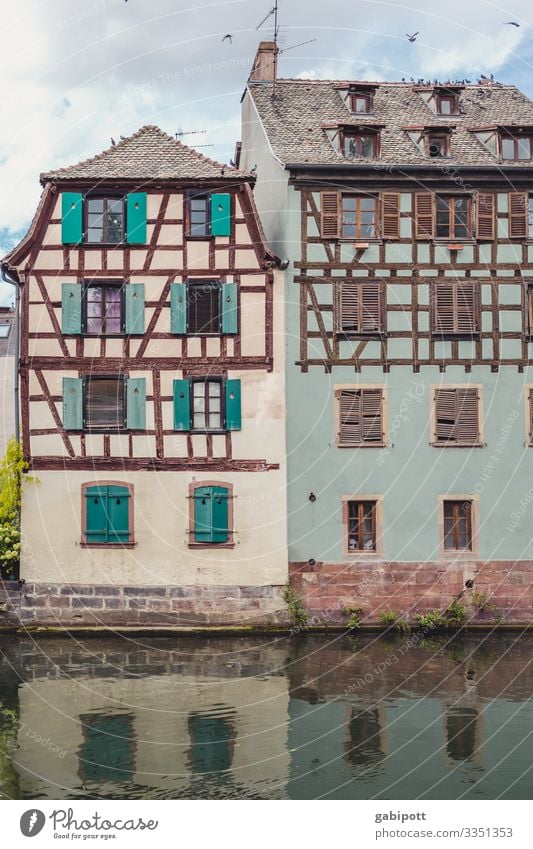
(211, 486), (230, 543)
(62, 192), (83, 245)
(193, 486), (229, 544)
(221, 283), (238, 334)
(126, 192), (147, 244)
(85, 485), (130, 544)
(170, 282), (187, 334)
(225, 379), (241, 431)
(126, 378), (146, 430)
(173, 379), (191, 430)
(125, 283), (145, 335)
(62, 377), (83, 430)
(61, 284), (82, 334)
(210, 193), (231, 236)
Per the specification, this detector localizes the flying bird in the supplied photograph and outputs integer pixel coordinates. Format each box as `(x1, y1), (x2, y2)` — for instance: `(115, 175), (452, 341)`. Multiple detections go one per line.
(222, 34), (233, 43)
(406, 31), (419, 42)
(503, 21), (520, 27)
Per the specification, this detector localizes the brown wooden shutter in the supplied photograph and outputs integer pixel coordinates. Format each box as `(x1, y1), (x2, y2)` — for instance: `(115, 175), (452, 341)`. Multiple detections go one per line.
(455, 281), (478, 334)
(476, 193), (495, 240)
(433, 281), (478, 335)
(414, 192), (435, 239)
(508, 192), (528, 238)
(360, 282), (383, 332)
(381, 192), (400, 240)
(339, 281), (383, 334)
(320, 191), (341, 239)
(434, 387), (479, 444)
(339, 389), (383, 445)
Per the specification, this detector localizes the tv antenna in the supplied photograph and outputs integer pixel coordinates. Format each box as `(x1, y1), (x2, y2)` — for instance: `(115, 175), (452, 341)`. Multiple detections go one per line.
(174, 129), (213, 149)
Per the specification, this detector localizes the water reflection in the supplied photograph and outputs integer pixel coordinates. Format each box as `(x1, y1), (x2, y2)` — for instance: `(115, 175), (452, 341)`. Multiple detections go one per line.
(0, 634), (532, 799)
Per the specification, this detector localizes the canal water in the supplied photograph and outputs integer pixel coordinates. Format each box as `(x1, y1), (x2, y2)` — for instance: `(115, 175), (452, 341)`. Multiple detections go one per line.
(0, 633), (531, 800)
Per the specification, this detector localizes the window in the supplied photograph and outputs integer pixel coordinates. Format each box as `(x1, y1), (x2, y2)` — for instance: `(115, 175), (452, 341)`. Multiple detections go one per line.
(341, 195), (378, 239)
(79, 714), (135, 782)
(350, 93), (373, 113)
(187, 192), (210, 237)
(85, 197), (124, 244)
(82, 483), (133, 546)
(443, 500), (472, 551)
(0, 325), (10, 338)
(84, 283), (123, 335)
(188, 714), (235, 774)
(427, 133), (449, 158)
(432, 280), (479, 336)
(186, 192), (232, 237)
(500, 133), (533, 161)
(338, 280), (385, 335)
(433, 387), (481, 446)
(85, 377), (125, 431)
(187, 281), (221, 334)
(347, 500), (377, 552)
(436, 93), (458, 115)
(435, 195), (471, 239)
(342, 131), (378, 159)
(192, 379), (224, 431)
(189, 483), (233, 546)
(174, 378), (241, 432)
(337, 388), (385, 446)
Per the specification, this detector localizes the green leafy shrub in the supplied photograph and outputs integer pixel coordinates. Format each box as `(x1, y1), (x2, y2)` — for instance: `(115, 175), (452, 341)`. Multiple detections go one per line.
(282, 585), (309, 628)
(470, 591), (496, 612)
(444, 599), (467, 626)
(378, 610), (411, 634)
(0, 438), (36, 579)
(343, 606), (365, 630)
(414, 609), (446, 631)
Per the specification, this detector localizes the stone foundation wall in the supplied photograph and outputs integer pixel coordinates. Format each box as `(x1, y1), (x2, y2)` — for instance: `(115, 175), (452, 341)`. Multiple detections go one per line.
(289, 560), (533, 625)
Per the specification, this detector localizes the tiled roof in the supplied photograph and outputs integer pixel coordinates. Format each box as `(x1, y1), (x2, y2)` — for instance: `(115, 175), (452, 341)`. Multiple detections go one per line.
(248, 79), (533, 167)
(0, 312), (16, 357)
(40, 125), (249, 183)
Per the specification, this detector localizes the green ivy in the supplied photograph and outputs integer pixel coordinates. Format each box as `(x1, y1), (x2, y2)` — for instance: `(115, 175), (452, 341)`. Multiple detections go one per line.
(0, 438), (36, 579)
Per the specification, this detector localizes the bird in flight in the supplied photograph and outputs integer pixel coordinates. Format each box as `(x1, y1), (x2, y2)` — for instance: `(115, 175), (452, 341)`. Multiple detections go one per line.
(406, 31), (419, 42)
(222, 34), (233, 43)
(503, 21), (520, 27)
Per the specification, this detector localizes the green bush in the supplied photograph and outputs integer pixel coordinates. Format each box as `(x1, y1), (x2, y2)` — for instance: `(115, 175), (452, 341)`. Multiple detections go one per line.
(282, 585), (309, 628)
(0, 438), (35, 579)
(378, 610), (411, 634)
(343, 606), (365, 630)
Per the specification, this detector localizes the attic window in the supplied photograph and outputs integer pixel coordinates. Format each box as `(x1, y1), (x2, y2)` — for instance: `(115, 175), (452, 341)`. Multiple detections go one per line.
(350, 93), (373, 114)
(341, 129), (378, 159)
(436, 93), (459, 115)
(0, 325), (10, 338)
(500, 131), (533, 161)
(427, 133), (450, 158)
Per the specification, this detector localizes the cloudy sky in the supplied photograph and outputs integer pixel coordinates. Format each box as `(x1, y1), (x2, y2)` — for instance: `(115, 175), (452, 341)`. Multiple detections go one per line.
(1, 0), (531, 303)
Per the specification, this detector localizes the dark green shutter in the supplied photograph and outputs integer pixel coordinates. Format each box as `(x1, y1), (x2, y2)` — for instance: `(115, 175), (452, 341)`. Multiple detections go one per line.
(107, 485), (130, 543)
(173, 379), (191, 430)
(210, 193), (231, 236)
(170, 282), (187, 334)
(126, 192), (147, 244)
(221, 283), (238, 334)
(193, 486), (229, 544)
(61, 192), (83, 245)
(125, 284), (145, 334)
(63, 377), (83, 430)
(61, 284), (82, 334)
(211, 486), (229, 543)
(225, 379), (241, 431)
(85, 485), (130, 544)
(126, 378), (146, 430)
(85, 486), (109, 544)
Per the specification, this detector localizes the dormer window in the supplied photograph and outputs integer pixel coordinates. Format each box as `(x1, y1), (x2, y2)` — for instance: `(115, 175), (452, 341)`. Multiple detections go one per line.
(500, 131), (533, 161)
(436, 93), (458, 115)
(341, 130), (378, 159)
(427, 133), (450, 158)
(350, 93), (373, 114)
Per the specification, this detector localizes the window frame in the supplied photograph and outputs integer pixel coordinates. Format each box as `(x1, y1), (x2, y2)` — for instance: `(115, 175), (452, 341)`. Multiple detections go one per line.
(83, 375), (126, 433)
(82, 279), (125, 337)
(499, 132), (533, 161)
(336, 279), (387, 338)
(349, 92), (373, 114)
(427, 133), (450, 158)
(342, 494), (384, 558)
(434, 194), (472, 240)
(340, 129), (379, 159)
(438, 495), (479, 559)
(83, 194), (125, 245)
(0, 324), (10, 339)
(340, 194), (379, 240)
(430, 384), (484, 447)
(190, 377), (226, 433)
(186, 279), (222, 335)
(81, 481), (135, 549)
(335, 385), (387, 448)
(435, 93), (459, 115)
(185, 191), (212, 239)
(188, 480), (235, 549)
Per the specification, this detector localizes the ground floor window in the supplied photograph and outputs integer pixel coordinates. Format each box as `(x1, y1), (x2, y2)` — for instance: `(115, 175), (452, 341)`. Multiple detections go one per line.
(442, 499), (473, 552)
(343, 496), (383, 556)
(82, 483), (134, 546)
(189, 482), (233, 547)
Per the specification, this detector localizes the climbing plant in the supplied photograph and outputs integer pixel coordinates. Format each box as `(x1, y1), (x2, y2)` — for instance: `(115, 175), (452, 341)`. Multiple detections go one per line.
(0, 438), (35, 579)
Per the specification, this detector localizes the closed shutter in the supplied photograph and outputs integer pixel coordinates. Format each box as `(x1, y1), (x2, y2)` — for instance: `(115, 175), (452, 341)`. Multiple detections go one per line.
(476, 193), (495, 240)
(61, 192), (83, 245)
(170, 282), (187, 334)
(414, 192), (435, 239)
(455, 281), (478, 333)
(211, 486), (230, 543)
(225, 379), (241, 431)
(173, 379), (191, 430)
(210, 193), (231, 236)
(106, 485), (131, 543)
(320, 191), (341, 239)
(381, 192), (400, 239)
(508, 192), (528, 238)
(339, 281), (383, 333)
(338, 389), (383, 445)
(124, 284), (145, 335)
(61, 284), (82, 334)
(126, 378), (146, 430)
(221, 283), (238, 334)
(126, 192), (147, 244)
(85, 485), (130, 544)
(361, 282), (382, 332)
(85, 486), (110, 544)
(62, 377), (83, 430)
(194, 486), (213, 543)
(433, 281), (478, 335)
(434, 388), (479, 444)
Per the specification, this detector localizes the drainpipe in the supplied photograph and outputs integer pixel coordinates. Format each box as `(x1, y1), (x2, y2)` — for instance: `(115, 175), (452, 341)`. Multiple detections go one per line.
(0, 263), (20, 441)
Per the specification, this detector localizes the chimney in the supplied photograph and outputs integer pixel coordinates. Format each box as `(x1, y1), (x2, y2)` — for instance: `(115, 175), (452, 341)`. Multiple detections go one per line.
(249, 41), (279, 82)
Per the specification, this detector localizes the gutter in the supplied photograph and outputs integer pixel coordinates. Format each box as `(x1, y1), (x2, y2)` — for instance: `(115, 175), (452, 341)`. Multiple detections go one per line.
(0, 263), (20, 441)
(284, 162), (533, 175)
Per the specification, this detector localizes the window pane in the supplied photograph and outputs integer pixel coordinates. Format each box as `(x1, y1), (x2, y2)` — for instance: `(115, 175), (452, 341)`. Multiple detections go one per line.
(360, 198), (375, 211)
(86, 318), (102, 334)
(194, 396), (205, 412)
(353, 96), (368, 113)
(87, 302), (103, 318)
(436, 196), (450, 212)
(501, 137), (515, 159)
(193, 412), (206, 429)
(0, 326), (9, 338)
(343, 197), (356, 212)
(193, 382), (204, 397)
(208, 412), (222, 428)
(86, 228), (103, 243)
(360, 136), (374, 157)
(439, 99), (452, 115)
(517, 138), (531, 160)
(344, 137), (357, 157)
(86, 378), (124, 429)
(87, 287), (102, 302)
(208, 382), (220, 398)
(361, 223), (376, 237)
(87, 199), (104, 213)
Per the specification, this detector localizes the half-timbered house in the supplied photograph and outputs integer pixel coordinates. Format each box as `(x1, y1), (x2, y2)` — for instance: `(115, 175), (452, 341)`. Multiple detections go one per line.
(2, 125), (287, 625)
(241, 43), (533, 623)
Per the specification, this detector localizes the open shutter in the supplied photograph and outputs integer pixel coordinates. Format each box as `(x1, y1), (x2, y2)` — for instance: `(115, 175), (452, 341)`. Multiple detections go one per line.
(61, 284), (82, 334)
(194, 486), (214, 542)
(126, 377), (146, 430)
(126, 192), (147, 244)
(225, 379), (241, 431)
(455, 281), (478, 334)
(62, 377), (83, 430)
(125, 283), (145, 335)
(221, 283), (238, 334)
(433, 283), (455, 335)
(173, 379), (191, 431)
(210, 193), (231, 236)
(170, 282), (187, 334)
(106, 485), (130, 543)
(361, 282), (383, 333)
(339, 390), (362, 445)
(85, 486), (110, 544)
(381, 192), (400, 240)
(508, 192), (528, 238)
(414, 192), (435, 239)
(435, 388), (458, 442)
(211, 486), (230, 543)
(476, 193), (495, 240)
(61, 192), (83, 245)
(320, 191), (341, 239)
